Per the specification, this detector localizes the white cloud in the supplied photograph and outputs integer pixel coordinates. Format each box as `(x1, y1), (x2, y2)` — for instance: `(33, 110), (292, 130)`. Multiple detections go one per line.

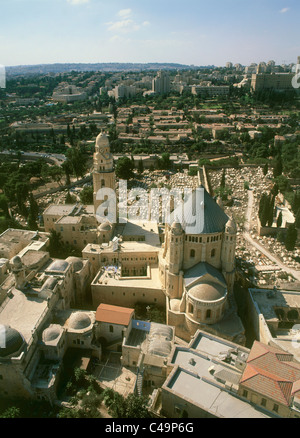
(106, 11), (150, 34)
(280, 7), (290, 13)
(118, 9), (132, 19)
(67, 0), (89, 5)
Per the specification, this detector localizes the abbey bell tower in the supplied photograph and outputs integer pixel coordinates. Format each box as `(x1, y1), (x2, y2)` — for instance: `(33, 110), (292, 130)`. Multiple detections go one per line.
(93, 132), (115, 215)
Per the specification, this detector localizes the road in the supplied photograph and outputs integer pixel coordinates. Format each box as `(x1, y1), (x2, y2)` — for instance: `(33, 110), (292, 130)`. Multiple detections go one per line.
(0, 150), (66, 166)
(243, 189), (300, 282)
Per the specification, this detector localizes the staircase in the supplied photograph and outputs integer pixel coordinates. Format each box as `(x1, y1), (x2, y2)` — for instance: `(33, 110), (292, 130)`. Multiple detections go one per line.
(135, 367), (144, 397)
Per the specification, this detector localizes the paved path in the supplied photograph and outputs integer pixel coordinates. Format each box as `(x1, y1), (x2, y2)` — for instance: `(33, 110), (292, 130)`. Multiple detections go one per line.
(243, 190), (300, 283)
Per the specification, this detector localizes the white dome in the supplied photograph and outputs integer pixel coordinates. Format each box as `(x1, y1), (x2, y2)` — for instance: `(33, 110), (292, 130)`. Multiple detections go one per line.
(68, 312), (92, 330)
(42, 325), (62, 343)
(96, 132), (109, 149)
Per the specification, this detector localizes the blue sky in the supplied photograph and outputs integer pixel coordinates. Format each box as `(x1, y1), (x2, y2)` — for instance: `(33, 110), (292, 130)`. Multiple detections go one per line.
(0, 0), (299, 67)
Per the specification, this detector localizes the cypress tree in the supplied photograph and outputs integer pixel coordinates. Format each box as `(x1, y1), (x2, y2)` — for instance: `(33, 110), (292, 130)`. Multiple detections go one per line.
(277, 211), (283, 228)
(285, 223), (297, 251)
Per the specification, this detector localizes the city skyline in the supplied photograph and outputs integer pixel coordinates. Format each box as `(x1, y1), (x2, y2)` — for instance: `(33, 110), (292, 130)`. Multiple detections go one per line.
(1, 0), (300, 68)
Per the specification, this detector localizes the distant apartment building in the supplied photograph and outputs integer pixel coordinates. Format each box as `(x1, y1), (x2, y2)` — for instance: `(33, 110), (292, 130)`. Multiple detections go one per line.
(52, 84), (87, 103)
(191, 85), (230, 97)
(251, 72), (294, 92)
(113, 84), (137, 100)
(152, 71), (170, 95)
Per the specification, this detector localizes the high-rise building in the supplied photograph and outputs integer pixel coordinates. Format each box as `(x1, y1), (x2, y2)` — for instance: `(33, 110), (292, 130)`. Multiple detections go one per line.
(152, 71), (170, 95)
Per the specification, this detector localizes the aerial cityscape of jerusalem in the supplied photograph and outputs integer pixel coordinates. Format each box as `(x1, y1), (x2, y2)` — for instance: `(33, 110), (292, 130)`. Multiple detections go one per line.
(0, 0), (300, 423)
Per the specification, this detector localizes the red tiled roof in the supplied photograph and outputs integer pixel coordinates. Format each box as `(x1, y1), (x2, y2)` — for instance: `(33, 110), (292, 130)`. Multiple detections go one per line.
(95, 303), (134, 326)
(240, 341), (300, 406)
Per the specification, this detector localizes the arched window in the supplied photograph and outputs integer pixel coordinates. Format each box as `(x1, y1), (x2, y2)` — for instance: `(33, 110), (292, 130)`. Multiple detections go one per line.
(188, 303), (194, 314)
(211, 249), (216, 258)
(101, 179), (105, 187)
(206, 309), (211, 319)
(190, 249), (195, 258)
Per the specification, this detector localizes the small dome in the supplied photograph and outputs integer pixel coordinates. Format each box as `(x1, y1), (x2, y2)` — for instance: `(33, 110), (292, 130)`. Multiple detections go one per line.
(98, 221), (112, 232)
(47, 260), (69, 273)
(11, 256), (23, 269)
(42, 325), (62, 343)
(225, 217), (237, 234)
(188, 282), (226, 302)
(171, 221), (183, 235)
(67, 257), (83, 272)
(0, 325), (25, 357)
(68, 312), (92, 330)
(96, 132), (109, 149)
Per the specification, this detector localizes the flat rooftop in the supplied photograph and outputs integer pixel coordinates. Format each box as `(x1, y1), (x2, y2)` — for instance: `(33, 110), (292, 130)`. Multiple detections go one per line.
(189, 331), (249, 359)
(93, 264), (162, 289)
(0, 287), (49, 344)
(249, 288), (300, 321)
(166, 367), (270, 418)
(115, 220), (161, 248)
(43, 204), (76, 216)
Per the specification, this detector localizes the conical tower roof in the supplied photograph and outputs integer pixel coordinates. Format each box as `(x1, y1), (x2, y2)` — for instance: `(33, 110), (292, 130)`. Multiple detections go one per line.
(168, 185), (229, 234)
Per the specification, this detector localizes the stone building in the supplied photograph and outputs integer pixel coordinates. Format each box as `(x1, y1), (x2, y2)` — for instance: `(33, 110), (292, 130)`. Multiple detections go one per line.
(42, 131), (116, 251)
(159, 188), (244, 342)
(0, 236), (98, 404)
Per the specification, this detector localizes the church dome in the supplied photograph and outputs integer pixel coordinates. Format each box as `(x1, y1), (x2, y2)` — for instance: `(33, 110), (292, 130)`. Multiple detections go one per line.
(0, 325), (25, 357)
(68, 312), (92, 330)
(188, 282), (226, 302)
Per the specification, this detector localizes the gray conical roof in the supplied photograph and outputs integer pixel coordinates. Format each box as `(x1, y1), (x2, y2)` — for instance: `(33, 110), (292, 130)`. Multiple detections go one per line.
(168, 186), (229, 234)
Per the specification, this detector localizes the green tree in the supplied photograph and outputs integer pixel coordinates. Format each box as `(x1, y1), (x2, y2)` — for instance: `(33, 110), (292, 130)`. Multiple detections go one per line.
(65, 147), (87, 180)
(124, 393), (152, 418)
(138, 159), (144, 174)
(0, 407), (21, 418)
(48, 230), (64, 258)
(115, 156), (134, 180)
(285, 223), (297, 251)
(277, 211), (283, 228)
(259, 193), (271, 227)
(157, 153), (171, 170)
(273, 156), (283, 178)
(0, 194), (9, 218)
(80, 186), (93, 204)
(102, 388), (151, 419)
(295, 209), (300, 229)
(220, 169), (226, 189)
(65, 191), (76, 204)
